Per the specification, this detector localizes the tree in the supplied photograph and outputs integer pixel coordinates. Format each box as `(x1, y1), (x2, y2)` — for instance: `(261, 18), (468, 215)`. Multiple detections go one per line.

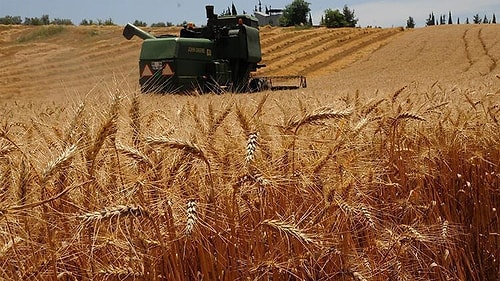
(473, 14), (481, 24)
(41, 14), (50, 25)
(493, 13), (497, 24)
(321, 8), (346, 28)
(457, 17), (460, 24)
(483, 14), (488, 24)
(51, 18), (73, 25)
(448, 11), (453, 24)
(342, 5), (358, 27)
(466, 17), (470, 24)
(133, 20), (147, 27)
(406, 16), (415, 28)
(0, 15), (22, 25)
(280, 0), (311, 26)
(426, 12), (435, 26)
(440, 14), (446, 25)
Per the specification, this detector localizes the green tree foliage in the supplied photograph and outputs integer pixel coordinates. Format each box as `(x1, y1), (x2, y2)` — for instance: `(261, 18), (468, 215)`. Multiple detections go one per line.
(133, 20), (147, 27)
(280, 0), (311, 26)
(493, 13), (497, 24)
(406, 16), (415, 28)
(321, 5), (357, 28)
(426, 12), (435, 26)
(151, 22), (167, 27)
(473, 14), (481, 24)
(51, 18), (73, 25)
(0, 15), (22, 25)
(342, 5), (358, 27)
(482, 14), (489, 23)
(321, 9), (345, 28)
(79, 18), (115, 26)
(448, 11), (453, 24)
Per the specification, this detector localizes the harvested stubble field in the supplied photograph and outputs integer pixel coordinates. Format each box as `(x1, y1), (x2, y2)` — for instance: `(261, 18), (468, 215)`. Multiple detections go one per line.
(0, 24), (499, 281)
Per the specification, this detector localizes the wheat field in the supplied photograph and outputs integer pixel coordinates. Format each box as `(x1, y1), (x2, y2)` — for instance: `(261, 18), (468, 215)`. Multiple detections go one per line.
(0, 24), (499, 281)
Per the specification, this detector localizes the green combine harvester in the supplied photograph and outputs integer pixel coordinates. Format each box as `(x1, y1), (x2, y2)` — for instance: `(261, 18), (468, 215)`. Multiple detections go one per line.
(123, 5), (306, 93)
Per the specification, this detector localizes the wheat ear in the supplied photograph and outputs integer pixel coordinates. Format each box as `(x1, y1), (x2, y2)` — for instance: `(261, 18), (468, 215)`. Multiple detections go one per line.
(129, 92), (141, 147)
(261, 219), (317, 245)
(40, 144), (77, 184)
(287, 107), (353, 132)
(116, 142), (153, 168)
(185, 199), (197, 235)
(0, 145), (16, 158)
(245, 132), (258, 165)
(145, 137), (208, 166)
(394, 112), (426, 122)
(79, 205), (146, 223)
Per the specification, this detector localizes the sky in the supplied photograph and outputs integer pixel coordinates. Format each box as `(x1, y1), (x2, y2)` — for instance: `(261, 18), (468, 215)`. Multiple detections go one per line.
(1, 0), (499, 28)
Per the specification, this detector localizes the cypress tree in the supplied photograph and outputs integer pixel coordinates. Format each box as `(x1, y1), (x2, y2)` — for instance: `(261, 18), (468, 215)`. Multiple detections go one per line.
(493, 13), (497, 24)
(448, 11), (453, 24)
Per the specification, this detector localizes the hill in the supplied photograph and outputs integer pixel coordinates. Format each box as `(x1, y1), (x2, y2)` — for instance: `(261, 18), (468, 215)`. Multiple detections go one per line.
(1, 24), (499, 100)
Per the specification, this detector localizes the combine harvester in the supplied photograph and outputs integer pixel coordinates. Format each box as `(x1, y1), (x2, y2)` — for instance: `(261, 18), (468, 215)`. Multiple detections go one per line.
(123, 5), (306, 93)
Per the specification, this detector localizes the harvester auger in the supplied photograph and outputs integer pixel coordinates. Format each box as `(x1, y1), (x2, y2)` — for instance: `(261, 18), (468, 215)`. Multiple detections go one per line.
(123, 5), (307, 94)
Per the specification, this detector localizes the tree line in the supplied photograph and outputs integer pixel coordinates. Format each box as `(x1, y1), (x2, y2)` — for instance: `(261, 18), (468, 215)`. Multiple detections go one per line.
(0, 14), (191, 28)
(0, 15), (74, 25)
(279, 0), (358, 28)
(407, 11), (497, 28)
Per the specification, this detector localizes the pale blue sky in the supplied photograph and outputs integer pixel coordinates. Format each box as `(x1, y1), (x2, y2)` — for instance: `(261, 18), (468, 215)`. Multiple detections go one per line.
(1, 0), (499, 27)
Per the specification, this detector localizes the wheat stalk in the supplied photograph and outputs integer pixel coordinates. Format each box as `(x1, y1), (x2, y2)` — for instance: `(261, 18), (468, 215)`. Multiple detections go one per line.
(236, 105), (252, 136)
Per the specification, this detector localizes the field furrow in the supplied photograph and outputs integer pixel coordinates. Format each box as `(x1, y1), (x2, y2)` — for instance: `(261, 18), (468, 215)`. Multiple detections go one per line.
(259, 28), (401, 76)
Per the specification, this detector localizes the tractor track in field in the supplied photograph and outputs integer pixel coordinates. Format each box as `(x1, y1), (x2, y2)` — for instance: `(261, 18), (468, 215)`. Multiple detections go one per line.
(260, 28), (351, 57)
(298, 29), (402, 76)
(261, 29), (356, 63)
(258, 28), (402, 76)
(462, 26), (499, 75)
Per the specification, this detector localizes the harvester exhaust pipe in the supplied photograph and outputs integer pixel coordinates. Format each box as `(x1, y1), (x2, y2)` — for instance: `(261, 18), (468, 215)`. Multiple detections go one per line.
(206, 5), (215, 19)
(123, 23), (156, 40)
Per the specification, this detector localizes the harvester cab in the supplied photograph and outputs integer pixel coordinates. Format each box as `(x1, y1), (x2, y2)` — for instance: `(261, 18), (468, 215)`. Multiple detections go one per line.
(123, 5), (306, 93)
